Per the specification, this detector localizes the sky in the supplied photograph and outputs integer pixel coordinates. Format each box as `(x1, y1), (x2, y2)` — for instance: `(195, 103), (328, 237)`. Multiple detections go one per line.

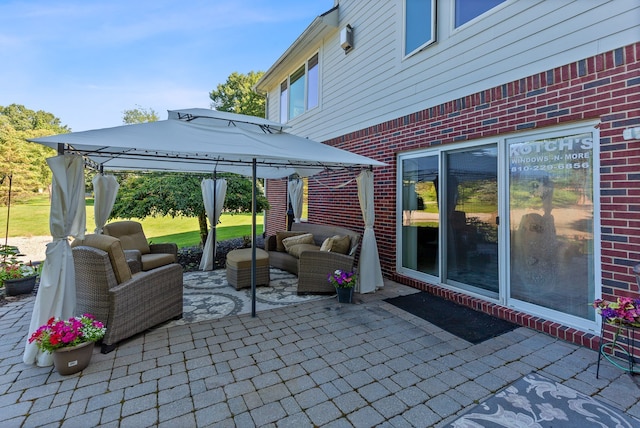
(0, 0), (332, 132)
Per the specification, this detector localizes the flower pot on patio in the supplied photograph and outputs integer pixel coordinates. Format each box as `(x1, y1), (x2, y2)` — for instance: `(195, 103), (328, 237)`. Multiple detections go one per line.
(52, 341), (95, 375)
(336, 287), (354, 303)
(3, 275), (37, 296)
(328, 270), (357, 304)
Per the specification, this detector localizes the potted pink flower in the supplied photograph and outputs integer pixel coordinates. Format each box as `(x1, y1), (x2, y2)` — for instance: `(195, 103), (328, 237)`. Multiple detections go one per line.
(29, 314), (106, 375)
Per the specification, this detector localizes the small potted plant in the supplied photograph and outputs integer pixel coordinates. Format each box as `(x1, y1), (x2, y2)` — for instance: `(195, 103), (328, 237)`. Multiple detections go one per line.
(0, 244), (40, 296)
(593, 297), (640, 328)
(328, 269), (357, 303)
(28, 314), (106, 375)
(593, 296), (640, 373)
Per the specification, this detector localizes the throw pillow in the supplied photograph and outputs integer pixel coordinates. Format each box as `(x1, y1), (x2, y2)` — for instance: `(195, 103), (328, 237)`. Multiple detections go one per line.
(320, 237), (334, 252)
(330, 235), (351, 255)
(276, 231), (306, 252)
(282, 233), (314, 252)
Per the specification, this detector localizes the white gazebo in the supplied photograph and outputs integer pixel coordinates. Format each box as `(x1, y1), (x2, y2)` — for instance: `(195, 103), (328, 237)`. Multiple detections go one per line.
(24, 108), (385, 365)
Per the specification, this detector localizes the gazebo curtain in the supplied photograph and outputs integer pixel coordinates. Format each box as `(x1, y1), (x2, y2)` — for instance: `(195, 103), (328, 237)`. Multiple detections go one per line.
(200, 178), (227, 271)
(288, 178), (303, 223)
(92, 174), (119, 234)
(23, 155), (86, 366)
(356, 170), (384, 293)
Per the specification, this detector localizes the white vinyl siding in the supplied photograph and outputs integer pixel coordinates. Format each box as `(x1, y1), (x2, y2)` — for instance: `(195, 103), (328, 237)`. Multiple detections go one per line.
(263, 0), (638, 142)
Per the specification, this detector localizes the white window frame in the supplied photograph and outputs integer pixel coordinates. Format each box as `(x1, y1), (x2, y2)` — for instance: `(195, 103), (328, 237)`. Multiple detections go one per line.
(279, 52), (320, 123)
(404, 0), (437, 58)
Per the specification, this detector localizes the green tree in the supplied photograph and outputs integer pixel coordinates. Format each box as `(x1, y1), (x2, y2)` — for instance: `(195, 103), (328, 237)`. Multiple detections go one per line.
(111, 173), (268, 245)
(209, 71), (265, 117)
(0, 104), (67, 204)
(122, 106), (159, 124)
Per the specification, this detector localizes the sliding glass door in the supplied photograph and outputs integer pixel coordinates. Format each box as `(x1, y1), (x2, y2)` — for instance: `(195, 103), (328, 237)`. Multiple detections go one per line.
(445, 147), (498, 294)
(399, 144), (499, 296)
(398, 124), (598, 328)
(508, 130), (596, 320)
(401, 154), (440, 276)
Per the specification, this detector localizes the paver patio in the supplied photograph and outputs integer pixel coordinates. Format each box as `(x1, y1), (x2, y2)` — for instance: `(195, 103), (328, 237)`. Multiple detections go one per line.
(1, 279), (639, 427)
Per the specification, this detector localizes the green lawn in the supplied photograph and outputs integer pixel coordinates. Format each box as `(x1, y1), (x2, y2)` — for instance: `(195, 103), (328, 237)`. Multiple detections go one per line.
(0, 196), (262, 248)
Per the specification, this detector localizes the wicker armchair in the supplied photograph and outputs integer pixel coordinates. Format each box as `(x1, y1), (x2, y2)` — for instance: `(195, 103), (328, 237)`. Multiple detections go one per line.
(103, 220), (177, 271)
(71, 234), (183, 353)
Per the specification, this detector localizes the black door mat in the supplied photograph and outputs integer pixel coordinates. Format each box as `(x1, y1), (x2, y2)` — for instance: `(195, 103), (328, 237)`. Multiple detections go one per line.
(384, 292), (518, 344)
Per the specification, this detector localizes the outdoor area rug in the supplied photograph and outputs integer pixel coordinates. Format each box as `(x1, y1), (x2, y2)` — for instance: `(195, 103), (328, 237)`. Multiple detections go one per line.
(451, 372), (640, 427)
(384, 291), (517, 344)
(162, 268), (334, 327)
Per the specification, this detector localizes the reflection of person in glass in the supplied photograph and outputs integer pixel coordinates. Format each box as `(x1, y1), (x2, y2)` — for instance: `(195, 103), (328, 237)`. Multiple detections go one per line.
(534, 176), (555, 218)
(513, 176), (558, 291)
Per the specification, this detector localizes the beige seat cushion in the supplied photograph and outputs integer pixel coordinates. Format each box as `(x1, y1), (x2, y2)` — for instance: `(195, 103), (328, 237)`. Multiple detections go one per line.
(226, 248), (270, 269)
(141, 253), (176, 271)
(71, 234), (132, 284)
(287, 243), (320, 258)
(276, 231), (307, 252)
(103, 221), (151, 255)
(282, 233), (314, 252)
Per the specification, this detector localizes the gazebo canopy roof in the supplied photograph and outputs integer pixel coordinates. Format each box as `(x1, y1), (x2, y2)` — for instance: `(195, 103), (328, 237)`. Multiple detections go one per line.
(30, 108), (384, 178)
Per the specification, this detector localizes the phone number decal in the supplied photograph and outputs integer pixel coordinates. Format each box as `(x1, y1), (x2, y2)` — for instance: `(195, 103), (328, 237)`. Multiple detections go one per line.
(511, 162), (590, 172)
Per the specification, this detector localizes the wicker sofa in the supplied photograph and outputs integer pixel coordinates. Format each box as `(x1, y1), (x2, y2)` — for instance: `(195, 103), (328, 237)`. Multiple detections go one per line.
(71, 234), (183, 353)
(265, 223), (360, 294)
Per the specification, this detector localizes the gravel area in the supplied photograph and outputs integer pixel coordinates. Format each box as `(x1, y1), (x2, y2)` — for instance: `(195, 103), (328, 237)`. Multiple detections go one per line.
(3, 235), (264, 268)
(4, 236), (50, 263)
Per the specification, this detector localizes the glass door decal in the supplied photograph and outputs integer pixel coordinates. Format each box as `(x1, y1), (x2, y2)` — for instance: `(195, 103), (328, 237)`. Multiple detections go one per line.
(508, 132), (595, 320)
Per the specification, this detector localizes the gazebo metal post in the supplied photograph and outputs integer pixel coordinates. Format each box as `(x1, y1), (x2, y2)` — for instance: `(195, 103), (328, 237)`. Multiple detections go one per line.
(212, 170), (216, 269)
(1, 173), (12, 249)
(251, 158), (257, 317)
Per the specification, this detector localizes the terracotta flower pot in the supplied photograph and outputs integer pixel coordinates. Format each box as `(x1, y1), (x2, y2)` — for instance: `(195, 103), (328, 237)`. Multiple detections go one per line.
(53, 341), (95, 375)
(3, 275), (37, 296)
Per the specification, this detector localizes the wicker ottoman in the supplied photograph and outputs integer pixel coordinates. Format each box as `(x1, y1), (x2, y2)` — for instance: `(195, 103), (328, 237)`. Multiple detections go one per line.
(225, 248), (270, 290)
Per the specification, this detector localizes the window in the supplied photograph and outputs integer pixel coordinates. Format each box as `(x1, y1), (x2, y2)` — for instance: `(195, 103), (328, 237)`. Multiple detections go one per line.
(454, 0), (506, 28)
(279, 81), (288, 123)
(405, 0), (436, 56)
(279, 53), (319, 122)
(289, 66), (305, 120)
(307, 54), (319, 110)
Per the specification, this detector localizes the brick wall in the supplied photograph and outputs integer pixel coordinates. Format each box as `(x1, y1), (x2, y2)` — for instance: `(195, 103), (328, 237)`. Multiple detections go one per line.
(265, 42), (640, 351)
(265, 179), (288, 237)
